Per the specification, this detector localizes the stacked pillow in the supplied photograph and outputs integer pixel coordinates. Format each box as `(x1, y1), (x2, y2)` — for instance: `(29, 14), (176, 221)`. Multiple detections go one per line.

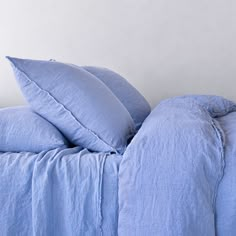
(81, 66), (150, 130)
(0, 107), (68, 153)
(7, 57), (151, 153)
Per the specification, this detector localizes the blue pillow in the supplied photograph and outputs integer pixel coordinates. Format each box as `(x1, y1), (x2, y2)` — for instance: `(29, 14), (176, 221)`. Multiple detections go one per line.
(7, 57), (135, 153)
(82, 66), (151, 130)
(0, 107), (68, 153)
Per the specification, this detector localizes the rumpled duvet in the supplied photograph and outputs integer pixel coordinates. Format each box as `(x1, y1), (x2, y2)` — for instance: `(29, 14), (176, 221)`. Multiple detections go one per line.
(1, 95), (236, 236)
(119, 95), (236, 236)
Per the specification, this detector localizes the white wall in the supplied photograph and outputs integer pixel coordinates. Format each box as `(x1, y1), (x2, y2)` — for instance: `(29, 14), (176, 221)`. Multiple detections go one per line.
(0, 0), (236, 108)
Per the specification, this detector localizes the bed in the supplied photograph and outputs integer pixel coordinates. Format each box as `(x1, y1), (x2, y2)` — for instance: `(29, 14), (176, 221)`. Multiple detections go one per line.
(1, 57), (235, 236)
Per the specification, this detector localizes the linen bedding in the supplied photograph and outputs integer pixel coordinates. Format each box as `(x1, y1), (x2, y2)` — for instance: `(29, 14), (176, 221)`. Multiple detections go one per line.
(0, 147), (120, 236)
(119, 95), (236, 236)
(0, 95), (236, 236)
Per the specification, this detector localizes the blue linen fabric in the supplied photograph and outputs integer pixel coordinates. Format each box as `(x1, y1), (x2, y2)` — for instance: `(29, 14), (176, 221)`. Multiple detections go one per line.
(0, 106), (68, 153)
(119, 95), (236, 236)
(0, 95), (236, 235)
(215, 112), (236, 235)
(7, 57), (135, 153)
(82, 66), (151, 130)
(0, 147), (121, 236)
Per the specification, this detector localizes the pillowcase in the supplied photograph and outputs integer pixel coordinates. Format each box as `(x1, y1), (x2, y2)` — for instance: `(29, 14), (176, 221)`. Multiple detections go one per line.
(0, 107), (68, 153)
(7, 57), (135, 153)
(81, 66), (151, 130)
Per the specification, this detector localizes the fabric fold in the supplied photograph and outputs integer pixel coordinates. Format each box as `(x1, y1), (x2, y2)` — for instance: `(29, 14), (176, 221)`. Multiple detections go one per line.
(119, 95), (236, 236)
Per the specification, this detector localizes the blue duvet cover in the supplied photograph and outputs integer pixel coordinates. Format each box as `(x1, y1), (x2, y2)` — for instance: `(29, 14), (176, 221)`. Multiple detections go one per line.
(119, 96), (236, 236)
(1, 95), (236, 236)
